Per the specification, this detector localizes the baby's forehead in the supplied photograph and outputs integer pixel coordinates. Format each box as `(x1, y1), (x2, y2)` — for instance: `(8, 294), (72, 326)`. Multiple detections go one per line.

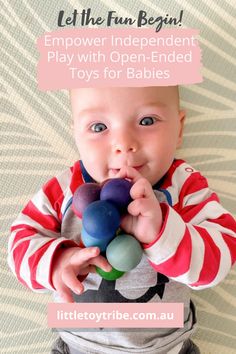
(70, 86), (179, 110)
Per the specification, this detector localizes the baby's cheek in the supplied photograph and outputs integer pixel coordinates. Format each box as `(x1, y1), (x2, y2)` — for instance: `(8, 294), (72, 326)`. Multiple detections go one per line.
(87, 159), (107, 183)
(77, 139), (109, 181)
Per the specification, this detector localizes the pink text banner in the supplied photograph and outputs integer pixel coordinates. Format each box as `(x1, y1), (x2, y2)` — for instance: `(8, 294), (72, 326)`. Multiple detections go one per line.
(48, 302), (184, 328)
(37, 28), (202, 91)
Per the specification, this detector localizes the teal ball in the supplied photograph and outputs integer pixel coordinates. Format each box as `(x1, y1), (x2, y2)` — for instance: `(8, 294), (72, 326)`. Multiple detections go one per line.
(106, 234), (143, 272)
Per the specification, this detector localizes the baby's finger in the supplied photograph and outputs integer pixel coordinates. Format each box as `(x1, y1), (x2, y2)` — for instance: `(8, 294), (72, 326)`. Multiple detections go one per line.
(128, 198), (156, 217)
(62, 266), (84, 295)
(69, 247), (100, 267)
(55, 280), (75, 303)
(78, 265), (108, 275)
(130, 178), (154, 200)
(70, 247), (111, 272)
(115, 166), (142, 183)
(81, 265), (97, 274)
(89, 255), (112, 272)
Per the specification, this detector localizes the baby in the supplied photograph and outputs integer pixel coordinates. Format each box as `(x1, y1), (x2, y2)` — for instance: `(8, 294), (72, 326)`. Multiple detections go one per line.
(8, 86), (236, 354)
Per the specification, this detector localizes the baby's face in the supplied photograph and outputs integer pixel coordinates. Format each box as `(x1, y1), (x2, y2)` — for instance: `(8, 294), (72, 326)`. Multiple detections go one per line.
(71, 87), (185, 185)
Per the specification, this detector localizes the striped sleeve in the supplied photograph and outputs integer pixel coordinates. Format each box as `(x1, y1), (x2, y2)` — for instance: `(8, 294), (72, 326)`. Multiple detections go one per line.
(7, 167), (80, 292)
(144, 162), (236, 290)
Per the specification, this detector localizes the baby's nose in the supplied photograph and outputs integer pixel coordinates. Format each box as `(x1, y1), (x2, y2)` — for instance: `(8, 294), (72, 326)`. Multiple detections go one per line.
(112, 134), (138, 154)
(114, 145), (136, 153)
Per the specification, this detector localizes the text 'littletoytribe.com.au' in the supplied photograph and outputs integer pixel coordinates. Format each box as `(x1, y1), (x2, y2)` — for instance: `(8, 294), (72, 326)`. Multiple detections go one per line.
(37, 28), (202, 90)
(48, 303), (184, 328)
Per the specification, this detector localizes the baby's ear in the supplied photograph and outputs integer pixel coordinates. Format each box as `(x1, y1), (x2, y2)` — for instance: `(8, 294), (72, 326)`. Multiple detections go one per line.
(177, 110), (186, 148)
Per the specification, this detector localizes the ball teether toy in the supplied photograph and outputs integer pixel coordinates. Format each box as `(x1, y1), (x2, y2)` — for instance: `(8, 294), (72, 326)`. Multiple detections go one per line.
(106, 234), (143, 272)
(72, 178), (143, 281)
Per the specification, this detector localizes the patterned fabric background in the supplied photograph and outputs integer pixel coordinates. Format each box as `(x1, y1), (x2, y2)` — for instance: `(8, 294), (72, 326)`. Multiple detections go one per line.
(1, 0), (235, 353)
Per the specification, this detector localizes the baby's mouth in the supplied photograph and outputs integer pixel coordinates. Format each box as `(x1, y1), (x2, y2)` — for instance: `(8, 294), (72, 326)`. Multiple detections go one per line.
(132, 165), (144, 171)
(110, 168), (120, 174)
(109, 165), (144, 175)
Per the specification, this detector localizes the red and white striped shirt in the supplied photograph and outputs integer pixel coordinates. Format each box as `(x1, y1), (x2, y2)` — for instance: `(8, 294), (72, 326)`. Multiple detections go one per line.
(8, 159), (236, 292)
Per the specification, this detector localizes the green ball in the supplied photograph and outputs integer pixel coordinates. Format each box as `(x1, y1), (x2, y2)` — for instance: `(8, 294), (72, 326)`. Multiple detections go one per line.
(106, 234), (143, 272)
(96, 266), (125, 280)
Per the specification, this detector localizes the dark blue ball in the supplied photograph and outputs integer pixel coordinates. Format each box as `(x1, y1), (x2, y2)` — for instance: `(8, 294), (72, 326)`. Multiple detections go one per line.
(83, 200), (120, 240)
(100, 178), (132, 211)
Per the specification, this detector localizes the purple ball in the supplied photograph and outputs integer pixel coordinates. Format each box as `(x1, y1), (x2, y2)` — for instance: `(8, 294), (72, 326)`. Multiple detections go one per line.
(72, 183), (101, 217)
(100, 178), (132, 211)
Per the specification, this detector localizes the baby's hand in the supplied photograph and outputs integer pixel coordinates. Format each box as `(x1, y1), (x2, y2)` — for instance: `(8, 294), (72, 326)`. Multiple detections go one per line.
(52, 246), (112, 303)
(116, 167), (163, 244)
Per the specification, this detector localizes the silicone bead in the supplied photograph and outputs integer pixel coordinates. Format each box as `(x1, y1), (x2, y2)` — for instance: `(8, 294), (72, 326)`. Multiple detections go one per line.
(96, 266), (125, 280)
(83, 200), (120, 240)
(106, 234), (143, 272)
(100, 178), (132, 211)
(72, 183), (101, 217)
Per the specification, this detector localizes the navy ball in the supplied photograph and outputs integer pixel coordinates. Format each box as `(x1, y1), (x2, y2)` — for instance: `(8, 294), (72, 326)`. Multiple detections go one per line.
(83, 200), (120, 240)
(72, 183), (101, 217)
(100, 178), (132, 211)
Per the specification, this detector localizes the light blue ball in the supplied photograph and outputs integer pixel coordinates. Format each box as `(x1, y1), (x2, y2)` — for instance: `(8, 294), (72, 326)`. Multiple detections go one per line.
(81, 227), (111, 252)
(106, 234), (143, 272)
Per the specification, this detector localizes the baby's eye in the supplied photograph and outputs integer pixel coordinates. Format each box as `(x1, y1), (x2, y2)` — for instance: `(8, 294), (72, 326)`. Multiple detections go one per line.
(139, 116), (157, 126)
(90, 123), (107, 133)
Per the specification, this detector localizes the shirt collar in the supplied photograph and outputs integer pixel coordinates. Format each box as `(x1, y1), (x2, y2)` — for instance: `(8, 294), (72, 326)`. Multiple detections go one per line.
(79, 160), (95, 183)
